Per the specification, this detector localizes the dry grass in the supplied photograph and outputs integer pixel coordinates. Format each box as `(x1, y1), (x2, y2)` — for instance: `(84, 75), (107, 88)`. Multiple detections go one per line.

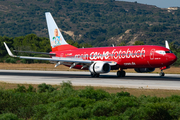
(0, 63), (70, 71)
(0, 63), (179, 74)
(73, 86), (180, 97)
(1, 82), (180, 97)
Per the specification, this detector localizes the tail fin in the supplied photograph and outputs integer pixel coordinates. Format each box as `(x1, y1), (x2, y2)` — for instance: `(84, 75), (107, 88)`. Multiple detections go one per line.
(165, 40), (170, 49)
(45, 12), (77, 51)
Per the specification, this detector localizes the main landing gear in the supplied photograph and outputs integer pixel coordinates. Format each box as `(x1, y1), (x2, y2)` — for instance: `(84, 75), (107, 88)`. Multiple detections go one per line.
(91, 73), (99, 78)
(117, 69), (126, 77)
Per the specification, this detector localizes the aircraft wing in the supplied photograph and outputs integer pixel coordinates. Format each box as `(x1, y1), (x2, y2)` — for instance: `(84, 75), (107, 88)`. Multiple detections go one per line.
(4, 42), (117, 67)
(4, 42), (92, 64)
(13, 50), (56, 56)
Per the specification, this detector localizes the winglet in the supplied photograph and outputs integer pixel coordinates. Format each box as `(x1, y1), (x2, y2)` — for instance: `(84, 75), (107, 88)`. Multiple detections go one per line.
(4, 42), (16, 57)
(165, 40), (170, 49)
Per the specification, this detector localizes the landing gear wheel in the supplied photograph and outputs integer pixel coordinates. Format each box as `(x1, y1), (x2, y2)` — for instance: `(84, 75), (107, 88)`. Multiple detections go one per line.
(91, 73), (99, 78)
(159, 71), (165, 77)
(117, 71), (121, 77)
(91, 73), (95, 77)
(95, 73), (99, 77)
(122, 71), (126, 77)
(117, 71), (126, 77)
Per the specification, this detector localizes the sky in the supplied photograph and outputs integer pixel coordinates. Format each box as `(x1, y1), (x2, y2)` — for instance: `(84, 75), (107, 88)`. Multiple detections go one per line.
(117, 0), (180, 8)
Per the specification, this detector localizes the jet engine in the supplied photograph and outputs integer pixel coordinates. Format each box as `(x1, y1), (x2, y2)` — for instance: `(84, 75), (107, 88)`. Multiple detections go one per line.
(89, 62), (111, 74)
(134, 68), (155, 73)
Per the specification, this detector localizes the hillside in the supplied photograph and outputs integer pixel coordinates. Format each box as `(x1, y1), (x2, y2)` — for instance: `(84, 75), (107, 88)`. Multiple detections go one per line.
(0, 0), (180, 46)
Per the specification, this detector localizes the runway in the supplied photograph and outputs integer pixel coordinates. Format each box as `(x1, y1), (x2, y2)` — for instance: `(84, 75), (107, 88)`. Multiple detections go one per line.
(0, 70), (180, 90)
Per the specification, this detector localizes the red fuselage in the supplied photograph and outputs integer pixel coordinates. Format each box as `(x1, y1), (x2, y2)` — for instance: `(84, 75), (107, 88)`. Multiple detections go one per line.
(51, 45), (177, 70)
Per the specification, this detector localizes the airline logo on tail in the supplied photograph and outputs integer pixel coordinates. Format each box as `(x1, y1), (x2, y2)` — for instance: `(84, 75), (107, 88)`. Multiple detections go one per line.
(52, 28), (62, 48)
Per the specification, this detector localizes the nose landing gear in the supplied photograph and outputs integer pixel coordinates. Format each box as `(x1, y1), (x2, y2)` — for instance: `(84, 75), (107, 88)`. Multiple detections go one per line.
(159, 71), (165, 77)
(159, 66), (170, 77)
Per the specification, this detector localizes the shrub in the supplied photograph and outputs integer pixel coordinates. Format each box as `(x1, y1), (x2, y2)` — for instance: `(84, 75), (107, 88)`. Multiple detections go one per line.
(0, 113), (22, 120)
(26, 85), (36, 92)
(5, 58), (16, 63)
(32, 104), (50, 119)
(60, 81), (72, 89)
(14, 85), (36, 93)
(91, 101), (112, 117)
(14, 84), (26, 93)
(78, 87), (110, 101)
(38, 83), (57, 93)
(91, 116), (120, 120)
(112, 96), (139, 114)
(116, 91), (130, 97)
(136, 103), (172, 120)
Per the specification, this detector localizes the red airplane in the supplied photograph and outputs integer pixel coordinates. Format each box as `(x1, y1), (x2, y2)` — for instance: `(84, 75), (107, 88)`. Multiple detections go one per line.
(4, 12), (177, 77)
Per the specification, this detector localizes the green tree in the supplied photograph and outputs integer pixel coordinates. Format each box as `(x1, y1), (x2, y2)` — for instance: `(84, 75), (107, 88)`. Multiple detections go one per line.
(118, 42), (126, 46)
(38, 83), (57, 93)
(134, 41), (145, 45)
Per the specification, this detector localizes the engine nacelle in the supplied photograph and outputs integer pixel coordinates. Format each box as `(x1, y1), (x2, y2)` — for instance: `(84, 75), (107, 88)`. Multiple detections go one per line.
(134, 68), (155, 73)
(89, 62), (111, 74)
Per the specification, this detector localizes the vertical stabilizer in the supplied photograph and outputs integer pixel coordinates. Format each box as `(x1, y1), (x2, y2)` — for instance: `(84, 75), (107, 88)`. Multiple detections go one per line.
(45, 12), (77, 51)
(165, 40), (170, 49)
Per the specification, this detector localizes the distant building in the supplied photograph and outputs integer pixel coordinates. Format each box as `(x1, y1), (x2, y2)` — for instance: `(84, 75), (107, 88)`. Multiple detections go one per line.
(168, 7), (179, 12)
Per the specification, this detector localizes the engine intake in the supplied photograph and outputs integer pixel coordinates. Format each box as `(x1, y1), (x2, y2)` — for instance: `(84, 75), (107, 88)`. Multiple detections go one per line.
(89, 62), (111, 74)
(134, 68), (155, 73)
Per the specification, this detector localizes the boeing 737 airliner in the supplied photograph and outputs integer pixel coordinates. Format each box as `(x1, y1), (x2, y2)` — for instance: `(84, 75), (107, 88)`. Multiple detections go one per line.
(4, 12), (177, 77)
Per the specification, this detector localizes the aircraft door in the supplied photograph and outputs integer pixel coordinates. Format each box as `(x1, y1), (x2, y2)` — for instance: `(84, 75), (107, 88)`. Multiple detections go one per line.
(150, 49), (155, 60)
(60, 53), (64, 57)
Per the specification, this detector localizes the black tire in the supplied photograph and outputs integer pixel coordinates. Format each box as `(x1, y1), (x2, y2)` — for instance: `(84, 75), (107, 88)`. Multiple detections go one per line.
(122, 71), (126, 77)
(95, 73), (99, 77)
(91, 73), (99, 78)
(91, 73), (96, 77)
(117, 71), (121, 77)
(160, 72), (165, 77)
(117, 71), (126, 77)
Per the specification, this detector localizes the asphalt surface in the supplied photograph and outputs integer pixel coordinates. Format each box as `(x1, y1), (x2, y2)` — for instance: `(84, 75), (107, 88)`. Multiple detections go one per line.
(0, 70), (180, 90)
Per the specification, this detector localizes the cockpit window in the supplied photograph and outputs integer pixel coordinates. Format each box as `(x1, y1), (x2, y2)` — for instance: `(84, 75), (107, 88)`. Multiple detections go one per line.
(156, 50), (173, 55)
(165, 50), (173, 53)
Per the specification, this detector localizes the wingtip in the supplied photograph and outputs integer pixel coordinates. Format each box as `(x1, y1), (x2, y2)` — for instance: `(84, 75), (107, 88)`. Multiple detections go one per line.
(4, 42), (16, 57)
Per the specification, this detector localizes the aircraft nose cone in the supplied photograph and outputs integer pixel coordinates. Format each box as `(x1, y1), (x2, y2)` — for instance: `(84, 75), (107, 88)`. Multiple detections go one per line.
(169, 54), (177, 63)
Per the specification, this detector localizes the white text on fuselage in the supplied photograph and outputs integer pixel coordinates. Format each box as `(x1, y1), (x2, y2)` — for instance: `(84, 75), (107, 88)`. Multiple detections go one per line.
(74, 48), (145, 60)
